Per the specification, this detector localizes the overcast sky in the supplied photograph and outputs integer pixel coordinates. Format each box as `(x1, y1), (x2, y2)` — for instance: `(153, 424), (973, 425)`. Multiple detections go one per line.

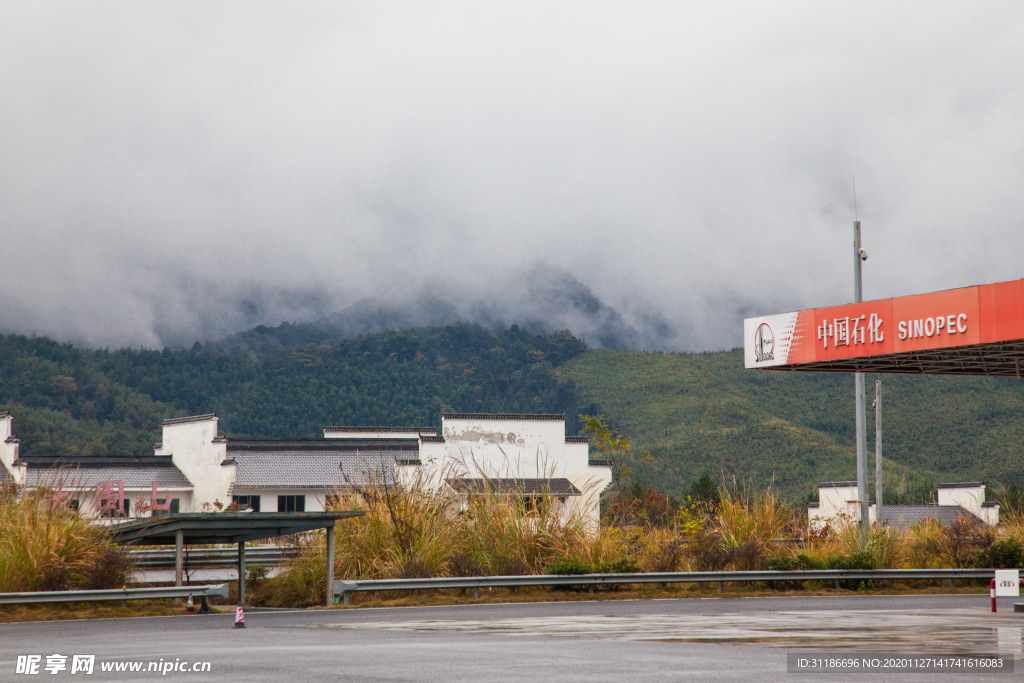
(2, 2), (1023, 351)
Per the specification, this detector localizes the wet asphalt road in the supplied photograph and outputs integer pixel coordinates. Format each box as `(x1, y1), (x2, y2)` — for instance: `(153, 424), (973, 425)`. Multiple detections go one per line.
(1, 594), (1020, 683)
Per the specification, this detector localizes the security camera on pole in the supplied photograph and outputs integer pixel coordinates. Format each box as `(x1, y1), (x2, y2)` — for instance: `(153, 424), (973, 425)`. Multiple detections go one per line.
(854, 221), (870, 544)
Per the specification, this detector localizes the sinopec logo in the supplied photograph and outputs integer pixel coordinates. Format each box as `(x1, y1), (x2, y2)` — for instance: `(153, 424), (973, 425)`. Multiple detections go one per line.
(754, 323), (774, 362)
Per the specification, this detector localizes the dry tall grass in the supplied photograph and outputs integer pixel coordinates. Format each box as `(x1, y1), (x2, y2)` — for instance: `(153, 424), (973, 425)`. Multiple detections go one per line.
(710, 482), (794, 570)
(267, 472), (618, 606)
(266, 474), (1020, 606)
(0, 478), (133, 592)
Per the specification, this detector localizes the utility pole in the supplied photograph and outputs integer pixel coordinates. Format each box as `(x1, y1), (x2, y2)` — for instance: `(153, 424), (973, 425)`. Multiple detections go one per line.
(875, 379), (883, 514)
(854, 221), (870, 544)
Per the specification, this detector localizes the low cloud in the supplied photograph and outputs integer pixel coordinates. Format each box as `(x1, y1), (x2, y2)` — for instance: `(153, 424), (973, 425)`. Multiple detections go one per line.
(2, 3), (1022, 350)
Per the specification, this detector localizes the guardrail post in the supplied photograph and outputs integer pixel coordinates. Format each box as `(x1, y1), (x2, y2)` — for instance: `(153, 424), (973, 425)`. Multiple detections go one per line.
(717, 581), (723, 592)
(834, 580), (840, 589)
(473, 587), (480, 599)
(343, 591), (350, 607)
(588, 584), (594, 594)
(325, 523), (335, 607)
(175, 529), (184, 587)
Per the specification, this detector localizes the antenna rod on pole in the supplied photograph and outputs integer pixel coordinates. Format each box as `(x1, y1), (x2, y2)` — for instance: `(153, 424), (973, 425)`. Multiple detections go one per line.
(854, 220), (869, 544)
(875, 379), (883, 516)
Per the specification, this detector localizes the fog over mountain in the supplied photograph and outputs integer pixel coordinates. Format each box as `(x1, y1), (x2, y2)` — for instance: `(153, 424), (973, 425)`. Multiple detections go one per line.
(2, 3), (1023, 351)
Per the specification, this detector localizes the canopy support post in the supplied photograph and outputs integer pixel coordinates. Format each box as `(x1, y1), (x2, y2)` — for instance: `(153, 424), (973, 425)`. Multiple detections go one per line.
(325, 523), (335, 607)
(237, 541), (246, 606)
(175, 529), (183, 587)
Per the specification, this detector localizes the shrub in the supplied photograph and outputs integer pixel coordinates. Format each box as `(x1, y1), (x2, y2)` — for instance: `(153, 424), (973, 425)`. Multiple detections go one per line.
(639, 529), (687, 573)
(545, 558), (593, 575)
(597, 558), (640, 574)
(827, 551), (875, 570)
(766, 553), (823, 571)
(765, 553), (823, 589)
(685, 529), (732, 571)
(83, 544), (135, 590)
(976, 539), (1024, 569)
(934, 519), (992, 568)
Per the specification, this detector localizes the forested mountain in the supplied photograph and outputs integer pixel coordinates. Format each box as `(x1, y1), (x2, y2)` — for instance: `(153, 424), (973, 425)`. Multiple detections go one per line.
(0, 324), (584, 448)
(3, 322), (1024, 500)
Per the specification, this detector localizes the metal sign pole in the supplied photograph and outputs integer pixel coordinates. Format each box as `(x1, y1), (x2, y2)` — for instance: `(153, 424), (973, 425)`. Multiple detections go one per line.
(875, 379), (883, 514)
(854, 220), (869, 544)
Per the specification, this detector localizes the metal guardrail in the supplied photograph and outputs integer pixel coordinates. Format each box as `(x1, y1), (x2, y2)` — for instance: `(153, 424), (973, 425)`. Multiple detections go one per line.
(129, 546), (298, 569)
(333, 568), (1000, 606)
(0, 583), (230, 606)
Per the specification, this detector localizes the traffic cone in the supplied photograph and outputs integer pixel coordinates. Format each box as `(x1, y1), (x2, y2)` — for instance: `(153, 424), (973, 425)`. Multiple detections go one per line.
(234, 605), (246, 628)
(186, 594), (195, 614)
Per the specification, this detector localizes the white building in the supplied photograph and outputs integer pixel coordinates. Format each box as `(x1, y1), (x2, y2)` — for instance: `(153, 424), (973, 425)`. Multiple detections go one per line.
(326, 413), (612, 527)
(808, 480), (999, 531)
(1, 411), (612, 527)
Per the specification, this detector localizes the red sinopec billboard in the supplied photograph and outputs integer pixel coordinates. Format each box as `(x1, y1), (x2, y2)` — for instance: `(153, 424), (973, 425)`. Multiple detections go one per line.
(744, 278), (1024, 369)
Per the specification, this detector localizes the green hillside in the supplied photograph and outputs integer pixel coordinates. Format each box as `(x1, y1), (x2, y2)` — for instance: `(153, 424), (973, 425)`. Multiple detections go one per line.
(3, 325), (1023, 501)
(562, 349), (1024, 500)
(0, 335), (181, 456)
(0, 324), (583, 450)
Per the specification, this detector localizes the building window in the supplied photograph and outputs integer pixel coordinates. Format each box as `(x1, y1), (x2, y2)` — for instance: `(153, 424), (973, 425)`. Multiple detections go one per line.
(518, 495), (542, 515)
(152, 498), (180, 516)
(66, 499), (79, 512)
(278, 495), (305, 513)
(233, 495), (261, 512)
(99, 499), (128, 518)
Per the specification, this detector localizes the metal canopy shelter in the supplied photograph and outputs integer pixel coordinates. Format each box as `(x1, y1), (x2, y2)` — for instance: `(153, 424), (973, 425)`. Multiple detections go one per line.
(744, 278), (1024, 377)
(108, 512), (364, 607)
(745, 274), (1024, 544)
(768, 339), (1024, 376)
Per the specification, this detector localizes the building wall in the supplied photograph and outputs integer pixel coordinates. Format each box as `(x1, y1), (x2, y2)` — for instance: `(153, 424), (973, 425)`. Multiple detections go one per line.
(439, 416), (576, 477)
(230, 488), (328, 512)
(324, 429), (429, 440)
(937, 484), (994, 524)
(427, 416), (611, 528)
(0, 414), (21, 483)
(157, 416), (232, 508)
(810, 482), (1000, 529)
(66, 488), (193, 519)
(809, 483), (862, 530)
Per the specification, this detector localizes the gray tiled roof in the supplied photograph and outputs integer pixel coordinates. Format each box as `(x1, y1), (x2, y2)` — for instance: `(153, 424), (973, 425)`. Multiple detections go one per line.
(230, 449), (402, 488)
(163, 414), (217, 425)
(324, 426), (434, 434)
(879, 505), (979, 531)
(20, 457), (191, 489)
(448, 478), (582, 497)
(442, 413), (565, 421)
